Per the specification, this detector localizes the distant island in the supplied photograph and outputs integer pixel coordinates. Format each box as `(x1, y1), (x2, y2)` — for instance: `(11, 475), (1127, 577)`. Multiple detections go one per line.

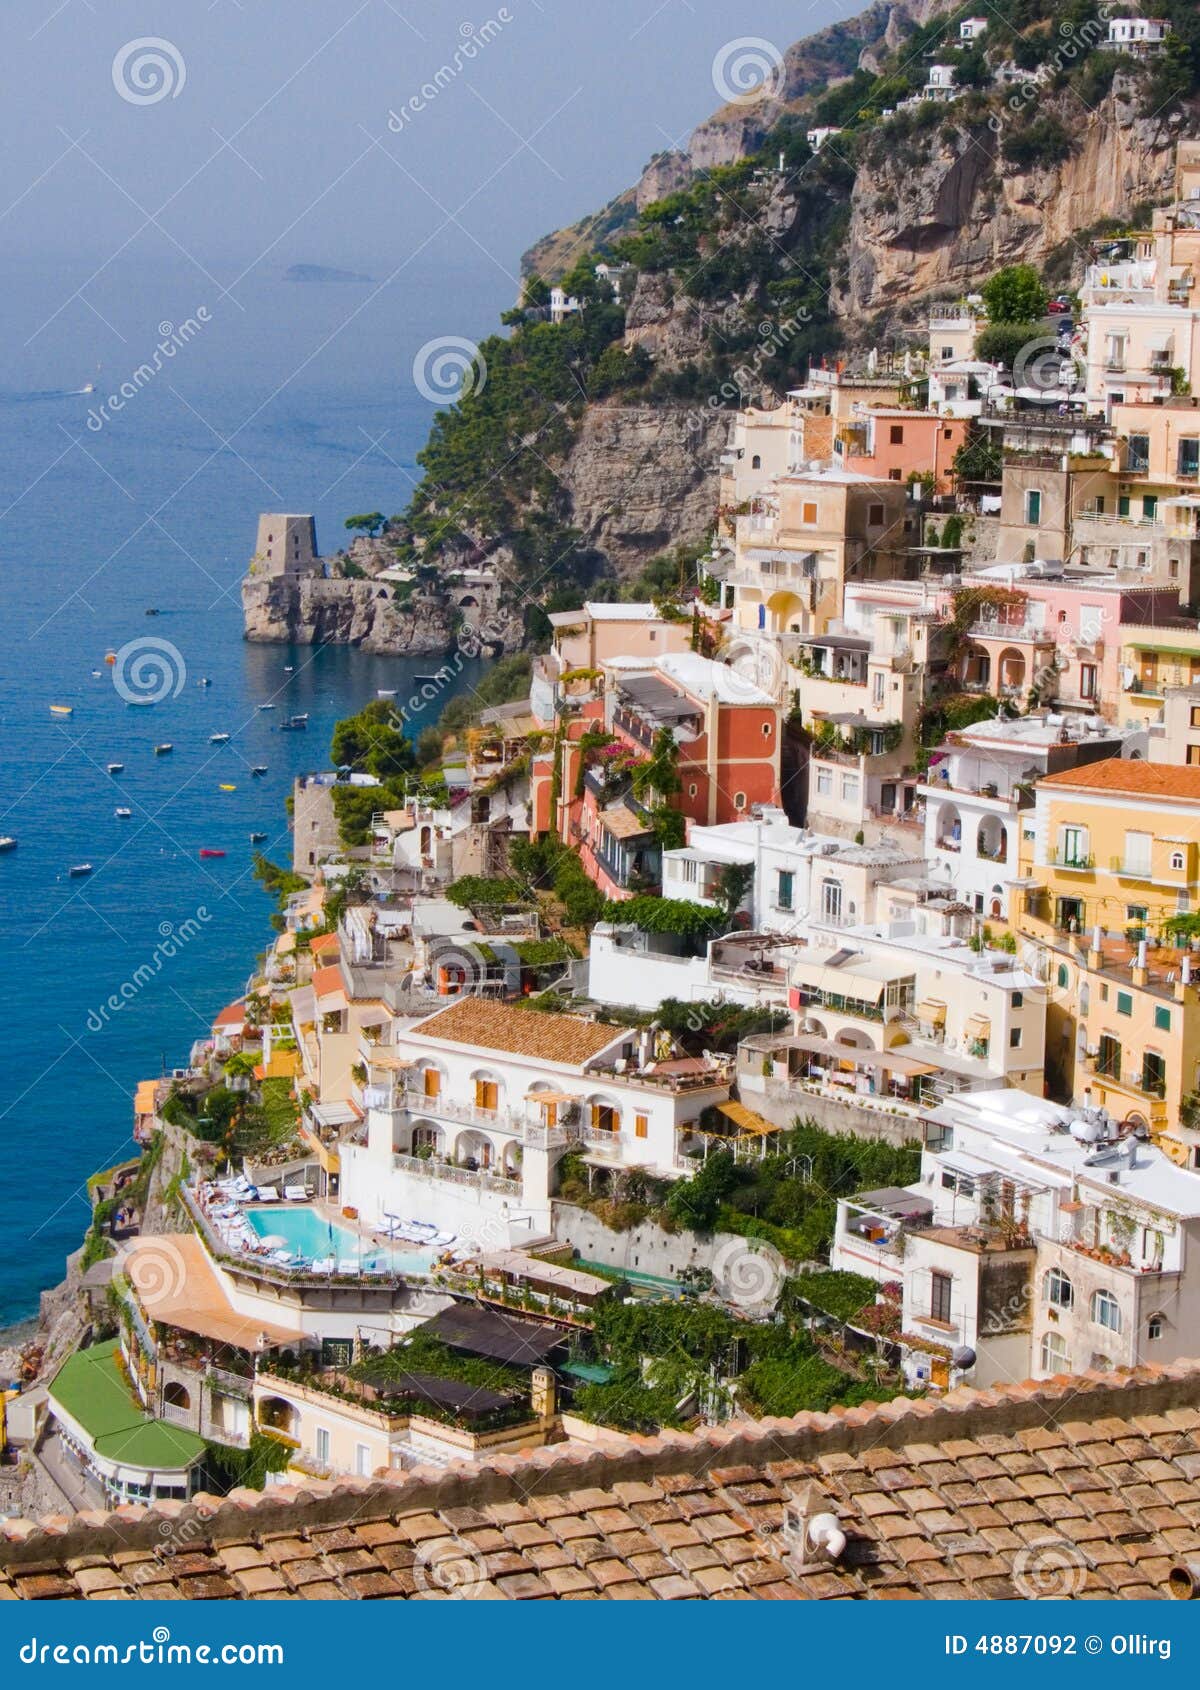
(284, 263), (373, 285)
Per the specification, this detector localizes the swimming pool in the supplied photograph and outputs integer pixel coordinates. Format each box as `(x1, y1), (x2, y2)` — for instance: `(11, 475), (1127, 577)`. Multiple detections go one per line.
(245, 1208), (436, 1274)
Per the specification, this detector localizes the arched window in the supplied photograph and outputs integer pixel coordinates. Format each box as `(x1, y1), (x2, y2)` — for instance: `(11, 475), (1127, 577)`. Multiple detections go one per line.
(734, 791), (747, 810)
(1040, 1331), (1070, 1374)
(1147, 1312), (1164, 1340)
(751, 454), (762, 470)
(1171, 851), (1185, 871)
(1044, 1267), (1073, 1308)
(1056, 963), (1069, 989)
(1091, 1289), (1121, 1332)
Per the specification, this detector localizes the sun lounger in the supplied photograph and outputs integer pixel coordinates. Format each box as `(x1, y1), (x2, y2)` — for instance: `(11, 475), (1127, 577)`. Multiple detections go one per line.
(268, 1250), (295, 1264)
(310, 1257), (335, 1274)
(284, 1185), (309, 1202)
(337, 1259), (361, 1273)
(256, 1186), (279, 1202)
(431, 1231), (456, 1247)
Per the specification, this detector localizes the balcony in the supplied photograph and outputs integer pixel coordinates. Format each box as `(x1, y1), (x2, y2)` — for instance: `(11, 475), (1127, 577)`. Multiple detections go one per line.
(397, 1087), (522, 1136)
(392, 1152), (521, 1196)
(1047, 848), (1095, 872)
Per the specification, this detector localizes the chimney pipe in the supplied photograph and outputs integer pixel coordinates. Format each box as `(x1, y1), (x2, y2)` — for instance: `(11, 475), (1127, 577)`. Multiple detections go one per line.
(1169, 1562), (1200, 1600)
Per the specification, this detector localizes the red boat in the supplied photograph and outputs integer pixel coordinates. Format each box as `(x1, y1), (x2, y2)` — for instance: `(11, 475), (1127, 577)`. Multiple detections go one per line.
(198, 848), (226, 859)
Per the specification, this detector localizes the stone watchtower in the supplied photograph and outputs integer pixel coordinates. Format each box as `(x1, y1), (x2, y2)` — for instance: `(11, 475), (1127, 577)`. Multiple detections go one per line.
(252, 514), (319, 579)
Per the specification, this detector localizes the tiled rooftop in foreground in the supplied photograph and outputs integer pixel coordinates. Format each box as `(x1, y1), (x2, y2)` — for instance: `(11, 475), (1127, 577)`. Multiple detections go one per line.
(6, 1363), (1200, 1599)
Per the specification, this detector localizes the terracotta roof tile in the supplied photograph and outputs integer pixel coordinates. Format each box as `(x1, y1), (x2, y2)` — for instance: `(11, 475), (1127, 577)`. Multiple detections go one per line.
(10, 1363), (1200, 1600)
(411, 999), (622, 1066)
(1038, 758), (1200, 801)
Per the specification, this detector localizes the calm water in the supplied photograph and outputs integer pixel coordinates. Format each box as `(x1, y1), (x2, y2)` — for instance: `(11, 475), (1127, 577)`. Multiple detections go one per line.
(0, 254), (506, 1324)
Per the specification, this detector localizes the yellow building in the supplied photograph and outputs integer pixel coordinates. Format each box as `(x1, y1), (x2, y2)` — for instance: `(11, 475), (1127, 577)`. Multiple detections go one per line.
(1017, 759), (1200, 1150)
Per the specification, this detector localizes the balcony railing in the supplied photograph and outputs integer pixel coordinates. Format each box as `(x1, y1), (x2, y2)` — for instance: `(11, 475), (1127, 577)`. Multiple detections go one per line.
(392, 1152), (521, 1196)
(1047, 848), (1095, 871)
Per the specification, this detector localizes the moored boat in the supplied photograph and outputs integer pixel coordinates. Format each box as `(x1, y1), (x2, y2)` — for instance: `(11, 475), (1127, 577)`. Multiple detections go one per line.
(106, 762), (124, 774)
(114, 807), (132, 818)
(154, 743), (173, 755)
(68, 863), (93, 877)
(210, 732), (231, 744)
(249, 831), (268, 843)
(49, 703), (72, 716)
(0, 837), (15, 852)
(199, 848), (226, 859)
(250, 765), (268, 776)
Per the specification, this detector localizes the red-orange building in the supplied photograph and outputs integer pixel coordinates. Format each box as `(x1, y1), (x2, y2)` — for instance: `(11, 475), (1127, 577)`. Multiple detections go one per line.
(564, 654), (781, 899)
(841, 407), (968, 494)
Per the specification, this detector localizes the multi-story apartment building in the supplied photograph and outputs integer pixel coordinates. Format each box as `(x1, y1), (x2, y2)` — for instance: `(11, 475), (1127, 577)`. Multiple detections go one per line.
(562, 652), (781, 898)
(1091, 396), (1200, 598)
(342, 999), (731, 1241)
(1080, 142), (1200, 416)
(1017, 758), (1200, 1126)
(833, 1087), (1200, 1387)
(920, 713), (1144, 924)
(722, 465), (911, 681)
(837, 406), (969, 494)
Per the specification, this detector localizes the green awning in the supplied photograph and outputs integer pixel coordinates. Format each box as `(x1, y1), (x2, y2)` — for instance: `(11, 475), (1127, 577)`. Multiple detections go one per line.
(1126, 644), (1200, 660)
(49, 1338), (206, 1472)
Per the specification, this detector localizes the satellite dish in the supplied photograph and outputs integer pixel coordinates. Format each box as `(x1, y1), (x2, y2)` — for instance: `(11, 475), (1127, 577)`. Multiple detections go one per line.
(952, 1346), (976, 1371)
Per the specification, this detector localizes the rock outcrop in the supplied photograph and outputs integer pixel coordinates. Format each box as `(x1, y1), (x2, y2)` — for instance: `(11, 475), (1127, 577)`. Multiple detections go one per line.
(842, 85), (1181, 317)
(556, 402), (730, 574)
(241, 575), (524, 654)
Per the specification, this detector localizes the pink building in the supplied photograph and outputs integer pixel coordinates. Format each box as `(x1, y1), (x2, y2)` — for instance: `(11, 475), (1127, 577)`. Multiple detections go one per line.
(958, 566), (1186, 715)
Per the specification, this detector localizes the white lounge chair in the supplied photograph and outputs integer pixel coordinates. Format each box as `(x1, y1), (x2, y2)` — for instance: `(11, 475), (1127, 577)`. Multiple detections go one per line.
(284, 1185), (309, 1203)
(256, 1186), (279, 1202)
(431, 1231), (456, 1247)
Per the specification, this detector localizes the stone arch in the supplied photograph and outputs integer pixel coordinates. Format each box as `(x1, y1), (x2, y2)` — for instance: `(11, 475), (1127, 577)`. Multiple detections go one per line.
(163, 1381), (191, 1411)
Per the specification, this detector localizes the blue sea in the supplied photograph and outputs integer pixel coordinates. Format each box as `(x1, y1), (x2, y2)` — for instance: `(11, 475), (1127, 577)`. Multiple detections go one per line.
(0, 253), (507, 1325)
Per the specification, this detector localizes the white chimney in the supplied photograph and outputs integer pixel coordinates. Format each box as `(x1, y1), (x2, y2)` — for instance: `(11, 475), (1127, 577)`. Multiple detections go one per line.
(1186, 955), (1194, 985)
(1092, 924), (1102, 951)
(1137, 938), (1148, 969)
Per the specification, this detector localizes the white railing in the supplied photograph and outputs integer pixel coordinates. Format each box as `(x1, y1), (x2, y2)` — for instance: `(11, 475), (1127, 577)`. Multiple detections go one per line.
(398, 1088), (521, 1134)
(392, 1152), (521, 1195)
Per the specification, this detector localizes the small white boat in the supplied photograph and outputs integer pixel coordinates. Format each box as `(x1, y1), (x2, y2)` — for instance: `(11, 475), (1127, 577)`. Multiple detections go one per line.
(106, 762), (124, 774)
(210, 732), (231, 744)
(154, 743), (173, 755)
(114, 807), (132, 818)
(198, 677), (211, 688)
(377, 689), (396, 699)
(251, 765), (268, 777)
(91, 669), (102, 678)
(49, 703), (73, 717)
(68, 862), (93, 877)
(258, 702), (276, 711)
(0, 837), (15, 852)
(284, 665), (294, 672)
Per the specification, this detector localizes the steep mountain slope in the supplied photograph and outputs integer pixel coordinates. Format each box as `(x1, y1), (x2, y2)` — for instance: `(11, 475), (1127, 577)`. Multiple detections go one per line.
(246, 0), (1200, 650)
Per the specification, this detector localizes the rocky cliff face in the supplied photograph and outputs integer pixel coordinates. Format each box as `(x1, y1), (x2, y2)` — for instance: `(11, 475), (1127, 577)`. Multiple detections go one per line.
(842, 85), (1181, 317)
(241, 574), (524, 655)
(557, 403), (730, 573)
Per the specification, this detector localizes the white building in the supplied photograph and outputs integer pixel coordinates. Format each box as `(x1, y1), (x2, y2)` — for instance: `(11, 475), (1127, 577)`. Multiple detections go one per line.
(550, 286), (581, 324)
(840, 1089), (1200, 1388)
(923, 64), (958, 101)
(920, 713), (1146, 921)
(959, 16), (988, 40)
(806, 126), (842, 152)
(340, 999), (730, 1242)
(1104, 16), (1171, 51)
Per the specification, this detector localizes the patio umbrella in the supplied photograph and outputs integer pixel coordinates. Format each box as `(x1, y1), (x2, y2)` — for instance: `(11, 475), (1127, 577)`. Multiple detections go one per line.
(258, 1234), (287, 1250)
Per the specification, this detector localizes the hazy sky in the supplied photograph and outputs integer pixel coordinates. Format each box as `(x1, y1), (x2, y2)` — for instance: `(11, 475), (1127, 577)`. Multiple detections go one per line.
(4, 0), (851, 279)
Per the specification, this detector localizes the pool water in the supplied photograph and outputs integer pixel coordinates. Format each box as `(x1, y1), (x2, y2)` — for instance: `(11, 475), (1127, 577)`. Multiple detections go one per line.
(245, 1208), (436, 1275)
